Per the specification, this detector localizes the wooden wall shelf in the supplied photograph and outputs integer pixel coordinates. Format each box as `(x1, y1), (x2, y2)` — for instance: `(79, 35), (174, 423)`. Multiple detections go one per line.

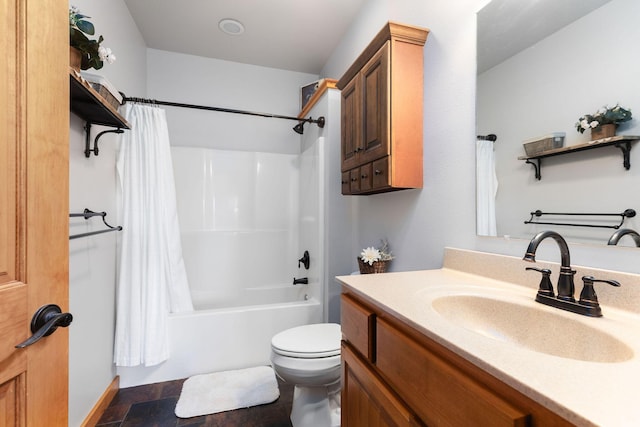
(518, 135), (640, 180)
(297, 78), (338, 119)
(70, 70), (130, 129)
(69, 69), (130, 157)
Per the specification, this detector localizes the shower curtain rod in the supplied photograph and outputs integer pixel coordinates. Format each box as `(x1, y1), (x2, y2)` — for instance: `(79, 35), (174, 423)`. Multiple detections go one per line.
(121, 95), (325, 131)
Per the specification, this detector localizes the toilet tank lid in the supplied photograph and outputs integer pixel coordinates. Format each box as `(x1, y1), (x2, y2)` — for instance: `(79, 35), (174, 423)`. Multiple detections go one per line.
(272, 323), (341, 355)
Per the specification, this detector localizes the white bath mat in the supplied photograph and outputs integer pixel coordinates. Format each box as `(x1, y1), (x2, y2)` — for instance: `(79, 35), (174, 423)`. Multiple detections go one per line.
(175, 366), (280, 418)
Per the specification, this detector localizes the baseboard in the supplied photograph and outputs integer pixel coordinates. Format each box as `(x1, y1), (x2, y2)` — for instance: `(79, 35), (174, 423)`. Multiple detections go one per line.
(81, 376), (119, 427)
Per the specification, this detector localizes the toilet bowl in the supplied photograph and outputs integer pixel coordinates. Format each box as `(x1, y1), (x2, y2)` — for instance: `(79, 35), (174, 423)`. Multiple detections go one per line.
(270, 323), (342, 427)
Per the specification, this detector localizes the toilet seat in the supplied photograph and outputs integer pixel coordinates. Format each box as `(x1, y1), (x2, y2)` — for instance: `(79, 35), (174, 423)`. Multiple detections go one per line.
(271, 323), (341, 359)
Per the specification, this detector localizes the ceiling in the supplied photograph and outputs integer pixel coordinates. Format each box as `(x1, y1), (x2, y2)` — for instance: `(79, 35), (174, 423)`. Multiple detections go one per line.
(477, 0), (612, 74)
(123, 0), (369, 75)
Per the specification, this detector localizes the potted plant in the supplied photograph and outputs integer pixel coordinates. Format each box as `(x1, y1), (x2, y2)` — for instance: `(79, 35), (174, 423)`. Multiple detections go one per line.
(358, 240), (394, 274)
(575, 104), (632, 140)
(69, 6), (116, 71)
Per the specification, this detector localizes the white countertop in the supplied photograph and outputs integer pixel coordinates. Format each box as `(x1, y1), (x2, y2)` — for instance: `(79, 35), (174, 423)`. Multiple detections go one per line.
(336, 250), (640, 427)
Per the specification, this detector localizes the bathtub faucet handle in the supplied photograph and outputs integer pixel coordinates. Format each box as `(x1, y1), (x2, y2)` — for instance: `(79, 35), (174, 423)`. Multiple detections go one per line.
(298, 251), (310, 270)
(293, 277), (308, 285)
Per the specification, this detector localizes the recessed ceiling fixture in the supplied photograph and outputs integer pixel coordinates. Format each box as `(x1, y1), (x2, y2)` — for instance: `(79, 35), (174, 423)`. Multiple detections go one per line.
(218, 18), (245, 36)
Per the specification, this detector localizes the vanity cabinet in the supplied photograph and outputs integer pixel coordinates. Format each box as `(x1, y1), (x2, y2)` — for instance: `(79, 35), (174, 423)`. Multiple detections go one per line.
(341, 292), (575, 427)
(337, 22), (428, 195)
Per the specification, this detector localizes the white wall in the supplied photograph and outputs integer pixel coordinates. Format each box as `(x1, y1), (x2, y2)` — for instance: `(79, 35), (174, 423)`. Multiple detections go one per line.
(478, 0), (640, 245)
(68, 1), (146, 426)
(322, 0), (480, 272)
(146, 49), (318, 154)
(321, 0), (640, 276)
(300, 89), (353, 323)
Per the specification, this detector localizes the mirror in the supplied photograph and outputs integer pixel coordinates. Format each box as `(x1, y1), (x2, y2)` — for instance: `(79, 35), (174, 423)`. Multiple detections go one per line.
(476, 0), (640, 247)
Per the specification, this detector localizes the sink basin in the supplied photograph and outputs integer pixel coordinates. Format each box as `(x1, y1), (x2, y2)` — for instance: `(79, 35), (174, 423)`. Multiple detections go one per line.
(432, 294), (634, 363)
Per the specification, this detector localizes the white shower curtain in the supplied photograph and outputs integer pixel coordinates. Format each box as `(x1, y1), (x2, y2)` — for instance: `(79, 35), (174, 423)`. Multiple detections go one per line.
(114, 103), (194, 367)
(476, 139), (498, 236)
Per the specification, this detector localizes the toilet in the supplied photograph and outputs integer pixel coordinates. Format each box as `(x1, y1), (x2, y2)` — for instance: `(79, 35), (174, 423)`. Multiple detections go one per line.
(270, 323), (342, 427)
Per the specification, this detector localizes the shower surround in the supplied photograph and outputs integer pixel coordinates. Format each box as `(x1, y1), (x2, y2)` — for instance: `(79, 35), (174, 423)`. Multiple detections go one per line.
(117, 143), (324, 387)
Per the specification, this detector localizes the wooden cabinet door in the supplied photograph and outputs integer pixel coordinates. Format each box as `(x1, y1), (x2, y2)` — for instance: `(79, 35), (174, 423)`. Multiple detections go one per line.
(341, 294), (375, 361)
(376, 319), (529, 427)
(0, 0), (69, 425)
(341, 75), (361, 172)
(342, 343), (420, 427)
(360, 42), (390, 165)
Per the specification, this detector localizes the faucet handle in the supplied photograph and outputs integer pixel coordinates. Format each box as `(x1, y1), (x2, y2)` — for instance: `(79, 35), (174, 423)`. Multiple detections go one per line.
(526, 267), (555, 297)
(298, 250), (310, 270)
(579, 276), (621, 308)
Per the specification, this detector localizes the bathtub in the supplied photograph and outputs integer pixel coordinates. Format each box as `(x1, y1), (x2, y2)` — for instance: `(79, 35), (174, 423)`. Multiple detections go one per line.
(117, 285), (322, 387)
(190, 283), (310, 310)
(115, 145), (326, 388)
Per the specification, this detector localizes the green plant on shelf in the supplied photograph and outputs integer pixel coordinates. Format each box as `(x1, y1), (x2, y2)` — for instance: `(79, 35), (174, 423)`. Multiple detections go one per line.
(575, 104), (632, 133)
(69, 5), (116, 70)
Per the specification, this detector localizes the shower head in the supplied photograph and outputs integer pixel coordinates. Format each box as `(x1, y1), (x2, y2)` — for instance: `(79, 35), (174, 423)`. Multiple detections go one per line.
(293, 122), (305, 134)
(292, 116), (324, 135)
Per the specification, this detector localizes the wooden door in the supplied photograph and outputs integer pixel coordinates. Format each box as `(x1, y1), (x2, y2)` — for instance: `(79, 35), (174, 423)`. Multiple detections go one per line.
(0, 0), (69, 425)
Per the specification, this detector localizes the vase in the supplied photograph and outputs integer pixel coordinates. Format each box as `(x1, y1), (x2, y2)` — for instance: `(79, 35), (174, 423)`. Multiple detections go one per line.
(70, 47), (82, 72)
(591, 123), (617, 141)
(357, 258), (390, 274)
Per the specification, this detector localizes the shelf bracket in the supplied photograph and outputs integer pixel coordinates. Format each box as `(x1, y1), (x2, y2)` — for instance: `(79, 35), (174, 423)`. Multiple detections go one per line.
(84, 122), (124, 158)
(525, 158), (541, 180)
(614, 141), (632, 170)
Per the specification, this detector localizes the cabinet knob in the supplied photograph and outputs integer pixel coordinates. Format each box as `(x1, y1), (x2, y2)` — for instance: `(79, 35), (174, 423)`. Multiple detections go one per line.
(361, 174), (368, 179)
(374, 169), (383, 175)
(351, 177), (358, 182)
(355, 147), (363, 153)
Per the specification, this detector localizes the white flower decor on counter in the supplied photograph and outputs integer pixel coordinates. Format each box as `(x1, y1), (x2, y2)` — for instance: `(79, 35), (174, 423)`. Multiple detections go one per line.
(360, 247), (382, 266)
(358, 240), (394, 274)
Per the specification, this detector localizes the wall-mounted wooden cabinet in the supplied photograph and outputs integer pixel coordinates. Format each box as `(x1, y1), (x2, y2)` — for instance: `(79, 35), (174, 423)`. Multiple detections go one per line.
(337, 22), (428, 195)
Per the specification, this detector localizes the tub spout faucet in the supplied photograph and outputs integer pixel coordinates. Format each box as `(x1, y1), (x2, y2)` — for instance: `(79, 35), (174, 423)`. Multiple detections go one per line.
(524, 230), (576, 301)
(293, 277), (308, 285)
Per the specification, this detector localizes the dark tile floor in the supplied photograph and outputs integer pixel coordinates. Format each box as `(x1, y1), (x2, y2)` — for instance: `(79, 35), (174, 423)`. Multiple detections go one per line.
(96, 377), (294, 427)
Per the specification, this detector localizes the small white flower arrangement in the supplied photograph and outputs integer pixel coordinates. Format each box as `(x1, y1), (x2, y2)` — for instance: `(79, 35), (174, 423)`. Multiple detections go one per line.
(70, 5), (116, 70)
(575, 104), (632, 133)
(360, 240), (394, 266)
